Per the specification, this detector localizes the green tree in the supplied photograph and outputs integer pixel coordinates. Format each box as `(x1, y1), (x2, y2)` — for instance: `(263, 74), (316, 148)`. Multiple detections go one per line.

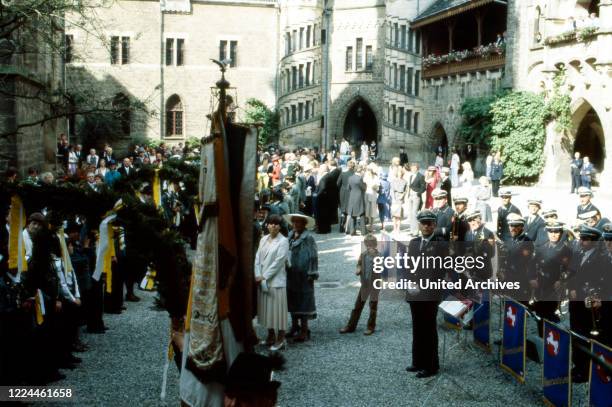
(243, 98), (278, 146)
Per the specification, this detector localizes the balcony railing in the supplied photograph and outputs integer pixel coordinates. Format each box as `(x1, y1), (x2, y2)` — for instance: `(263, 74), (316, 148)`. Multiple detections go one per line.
(422, 53), (505, 79)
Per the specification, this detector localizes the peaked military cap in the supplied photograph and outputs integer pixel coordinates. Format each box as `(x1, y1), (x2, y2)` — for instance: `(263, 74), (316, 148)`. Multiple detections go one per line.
(602, 223), (612, 240)
(499, 189), (513, 197)
(417, 209), (437, 222)
(465, 210), (482, 221)
(507, 213), (525, 226)
(577, 186), (593, 197)
(541, 208), (558, 218)
(579, 224), (601, 240)
(578, 210), (598, 220)
(432, 188), (447, 199)
(545, 221), (564, 232)
(527, 199), (542, 207)
(453, 195), (469, 204)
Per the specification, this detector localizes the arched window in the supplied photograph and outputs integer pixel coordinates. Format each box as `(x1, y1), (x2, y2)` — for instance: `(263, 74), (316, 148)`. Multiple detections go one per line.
(112, 93), (130, 136)
(533, 7), (542, 44)
(166, 94), (183, 136)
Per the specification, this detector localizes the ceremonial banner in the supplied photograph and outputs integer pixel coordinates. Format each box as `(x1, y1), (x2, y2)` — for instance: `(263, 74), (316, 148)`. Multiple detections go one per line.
(542, 320), (571, 407)
(473, 290), (491, 351)
(589, 340), (612, 407)
(153, 169), (162, 208)
(8, 195), (27, 277)
(501, 298), (527, 382)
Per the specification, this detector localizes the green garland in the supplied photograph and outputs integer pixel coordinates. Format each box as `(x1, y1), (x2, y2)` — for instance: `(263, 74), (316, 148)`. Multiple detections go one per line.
(0, 158), (199, 318)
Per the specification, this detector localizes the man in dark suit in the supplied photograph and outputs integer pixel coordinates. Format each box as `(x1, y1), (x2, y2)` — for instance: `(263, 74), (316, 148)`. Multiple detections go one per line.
(74, 144), (84, 165)
(432, 189), (454, 241)
(439, 167), (452, 205)
(337, 160), (355, 233)
(497, 189), (521, 242)
(117, 157), (134, 177)
(570, 152), (582, 194)
(405, 163), (425, 235)
(316, 161), (341, 233)
(345, 166), (366, 236)
(524, 199), (547, 246)
(399, 147), (409, 166)
(405, 210), (448, 379)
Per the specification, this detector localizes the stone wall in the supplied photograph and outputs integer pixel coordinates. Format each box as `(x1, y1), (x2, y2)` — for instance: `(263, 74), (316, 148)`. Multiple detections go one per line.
(66, 0), (278, 145)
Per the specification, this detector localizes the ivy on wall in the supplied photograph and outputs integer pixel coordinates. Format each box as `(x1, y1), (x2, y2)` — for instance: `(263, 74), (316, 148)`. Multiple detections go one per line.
(457, 69), (572, 184)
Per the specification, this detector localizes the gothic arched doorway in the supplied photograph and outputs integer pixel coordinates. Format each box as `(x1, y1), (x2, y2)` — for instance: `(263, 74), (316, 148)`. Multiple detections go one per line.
(574, 107), (605, 172)
(432, 123), (448, 161)
(343, 100), (377, 147)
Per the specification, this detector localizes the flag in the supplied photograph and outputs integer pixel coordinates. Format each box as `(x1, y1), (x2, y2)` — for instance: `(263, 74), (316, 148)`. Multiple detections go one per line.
(8, 195), (27, 277)
(444, 310), (462, 330)
(473, 290), (491, 351)
(153, 169), (162, 208)
(93, 213), (117, 294)
(34, 289), (45, 325)
(542, 320), (571, 407)
(57, 227), (74, 277)
(589, 340), (612, 407)
(501, 298), (528, 382)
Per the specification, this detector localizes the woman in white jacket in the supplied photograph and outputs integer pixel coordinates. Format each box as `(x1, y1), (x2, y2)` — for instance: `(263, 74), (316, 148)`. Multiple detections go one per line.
(254, 214), (290, 351)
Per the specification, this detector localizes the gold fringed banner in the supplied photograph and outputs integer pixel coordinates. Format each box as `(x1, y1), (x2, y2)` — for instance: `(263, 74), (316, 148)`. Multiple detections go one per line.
(193, 203), (201, 227)
(57, 227), (73, 277)
(8, 195), (28, 275)
(35, 289), (45, 325)
(153, 169), (162, 208)
(105, 225), (116, 294)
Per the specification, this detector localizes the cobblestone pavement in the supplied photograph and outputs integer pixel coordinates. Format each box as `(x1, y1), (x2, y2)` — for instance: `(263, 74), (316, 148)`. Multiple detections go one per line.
(54, 185), (601, 406)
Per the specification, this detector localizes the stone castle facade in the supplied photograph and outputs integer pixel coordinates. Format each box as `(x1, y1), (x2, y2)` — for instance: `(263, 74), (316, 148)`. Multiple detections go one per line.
(63, 0), (611, 186)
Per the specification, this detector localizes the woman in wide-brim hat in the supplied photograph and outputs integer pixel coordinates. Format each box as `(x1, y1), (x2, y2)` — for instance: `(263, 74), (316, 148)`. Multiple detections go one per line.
(283, 213), (319, 342)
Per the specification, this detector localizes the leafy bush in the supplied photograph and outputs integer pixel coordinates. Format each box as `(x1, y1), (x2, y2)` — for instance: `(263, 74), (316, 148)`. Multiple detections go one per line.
(489, 92), (548, 183)
(243, 98), (278, 146)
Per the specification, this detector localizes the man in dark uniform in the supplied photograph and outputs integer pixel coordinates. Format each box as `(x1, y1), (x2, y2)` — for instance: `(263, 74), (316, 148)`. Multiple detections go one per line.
(465, 210), (495, 281)
(497, 189), (521, 242)
(531, 221), (572, 336)
(337, 160), (355, 233)
(567, 225), (608, 382)
(570, 152), (582, 194)
(432, 189), (454, 241)
(541, 208), (575, 243)
(405, 210), (448, 378)
(500, 213), (535, 301)
(451, 195), (470, 242)
(578, 209), (611, 233)
(575, 187), (599, 219)
(524, 199), (547, 246)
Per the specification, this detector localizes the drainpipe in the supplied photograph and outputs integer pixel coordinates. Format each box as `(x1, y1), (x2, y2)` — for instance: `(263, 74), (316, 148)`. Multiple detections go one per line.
(160, 6), (165, 140)
(322, 5), (331, 148)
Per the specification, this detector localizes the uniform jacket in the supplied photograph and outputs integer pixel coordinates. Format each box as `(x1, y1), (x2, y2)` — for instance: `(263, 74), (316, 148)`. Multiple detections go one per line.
(406, 235), (449, 301)
(576, 202), (600, 218)
(497, 203), (521, 241)
(434, 204), (454, 240)
(524, 214), (547, 245)
(490, 161), (503, 181)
